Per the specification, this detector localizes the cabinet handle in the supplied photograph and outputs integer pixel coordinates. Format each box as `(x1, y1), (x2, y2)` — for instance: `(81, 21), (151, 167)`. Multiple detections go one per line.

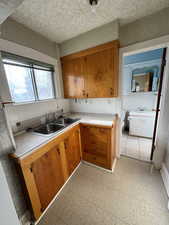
(64, 141), (67, 149)
(86, 93), (89, 98)
(30, 166), (33, 173)
(110, 88), (114, 96)
(82, 90), (85, 96)
(57, 148), (60, 155)
(100, 128), (106, 133)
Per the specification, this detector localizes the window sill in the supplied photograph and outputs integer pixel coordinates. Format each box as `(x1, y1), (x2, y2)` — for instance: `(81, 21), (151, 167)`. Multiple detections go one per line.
(9, 98), (57, 107)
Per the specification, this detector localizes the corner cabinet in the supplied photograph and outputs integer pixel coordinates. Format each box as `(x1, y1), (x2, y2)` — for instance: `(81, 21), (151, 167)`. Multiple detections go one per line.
(80, 123), (116, 170)
(15, 125), (81, 221)
(61, 40), (119, 98)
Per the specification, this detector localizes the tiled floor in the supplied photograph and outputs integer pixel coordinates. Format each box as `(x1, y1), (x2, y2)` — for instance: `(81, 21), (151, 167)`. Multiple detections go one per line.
(121, 133), (152, 161)
(38, 158), (169, 225)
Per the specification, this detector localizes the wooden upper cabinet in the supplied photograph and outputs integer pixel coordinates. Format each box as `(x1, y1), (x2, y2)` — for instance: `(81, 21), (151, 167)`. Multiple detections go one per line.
(85, 48), (118, 98)
(62, 57), (86, 98)
(61, 40), (119, 98)
(31, 146), (64, 211)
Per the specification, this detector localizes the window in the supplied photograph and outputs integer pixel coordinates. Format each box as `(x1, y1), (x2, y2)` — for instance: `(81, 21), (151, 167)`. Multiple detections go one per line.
(2, 52), (55, 103)
(34, 69), (54, 100)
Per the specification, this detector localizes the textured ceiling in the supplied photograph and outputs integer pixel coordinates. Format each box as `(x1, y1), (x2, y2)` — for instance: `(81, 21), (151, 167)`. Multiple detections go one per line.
(11, 0), (169, 43)
(0, 0), (23, 24)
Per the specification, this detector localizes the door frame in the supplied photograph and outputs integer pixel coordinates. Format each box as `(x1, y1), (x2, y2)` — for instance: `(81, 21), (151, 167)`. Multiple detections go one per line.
(150, 48), (167, 160)
(118, 35), (169, 163)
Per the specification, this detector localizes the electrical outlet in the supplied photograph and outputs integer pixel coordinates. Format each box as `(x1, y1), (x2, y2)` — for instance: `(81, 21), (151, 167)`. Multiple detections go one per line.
(16, 122), (21, 127)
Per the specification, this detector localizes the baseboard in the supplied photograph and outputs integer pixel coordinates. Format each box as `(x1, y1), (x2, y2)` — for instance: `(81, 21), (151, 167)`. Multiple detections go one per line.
(82, 158), (117, 173)
(20, 210), (32, 225)
(112, 158), (117, 172)
(160, 163), (169, 198)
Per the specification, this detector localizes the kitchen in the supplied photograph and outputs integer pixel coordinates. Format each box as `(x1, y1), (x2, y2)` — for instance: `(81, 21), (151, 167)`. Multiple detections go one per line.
(1, 1), (169, 225)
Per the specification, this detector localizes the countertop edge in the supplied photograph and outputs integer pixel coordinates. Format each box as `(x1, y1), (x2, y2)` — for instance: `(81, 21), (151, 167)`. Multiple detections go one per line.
(12, 115), (117, 160)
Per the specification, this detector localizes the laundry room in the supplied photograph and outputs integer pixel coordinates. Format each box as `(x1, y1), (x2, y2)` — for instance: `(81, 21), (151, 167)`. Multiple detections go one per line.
(121, 48), (164, 161)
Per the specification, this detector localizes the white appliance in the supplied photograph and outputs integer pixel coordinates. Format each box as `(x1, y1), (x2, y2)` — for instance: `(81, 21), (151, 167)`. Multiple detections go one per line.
(128, 111), (156, 138)
(0, 162), (20, 225)
(0, 100), (19, 225)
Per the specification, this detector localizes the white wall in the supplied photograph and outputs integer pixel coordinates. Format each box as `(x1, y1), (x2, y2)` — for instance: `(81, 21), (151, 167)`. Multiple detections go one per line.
(60, 20), (119, 56)
(122, 92), (157, 111)
(5, 99), (70, 129)
(1, 18), (57, 58)
(0, 162), (20, 225)
(120, 7), (169, 47)
(70, 98), (121, 115)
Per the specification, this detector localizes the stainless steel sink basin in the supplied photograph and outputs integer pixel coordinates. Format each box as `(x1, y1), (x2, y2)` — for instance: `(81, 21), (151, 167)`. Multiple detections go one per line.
(34, 123), (65, 135)
(56, 117), (79, 126)
(33, 117), (80, 136)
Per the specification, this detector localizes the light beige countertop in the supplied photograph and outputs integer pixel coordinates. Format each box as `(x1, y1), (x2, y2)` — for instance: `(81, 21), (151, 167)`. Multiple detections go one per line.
(13, 112), (117, 159)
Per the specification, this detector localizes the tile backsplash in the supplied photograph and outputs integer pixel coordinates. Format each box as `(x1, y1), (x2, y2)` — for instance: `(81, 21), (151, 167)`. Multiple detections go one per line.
(69, 98), (121, 115)
(5, 99), (69, 132)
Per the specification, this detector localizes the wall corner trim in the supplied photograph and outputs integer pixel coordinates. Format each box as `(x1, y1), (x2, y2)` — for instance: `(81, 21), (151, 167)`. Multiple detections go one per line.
(0, 38), (56, 65)
(161, 163), (169, 197)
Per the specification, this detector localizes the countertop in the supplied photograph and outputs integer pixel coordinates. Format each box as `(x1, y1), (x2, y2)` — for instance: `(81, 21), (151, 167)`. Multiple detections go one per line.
(13, 112), (117, 159)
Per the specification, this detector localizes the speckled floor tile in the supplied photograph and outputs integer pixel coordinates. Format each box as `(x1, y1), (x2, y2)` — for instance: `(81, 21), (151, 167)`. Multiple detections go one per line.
(38, 157), (169, 225)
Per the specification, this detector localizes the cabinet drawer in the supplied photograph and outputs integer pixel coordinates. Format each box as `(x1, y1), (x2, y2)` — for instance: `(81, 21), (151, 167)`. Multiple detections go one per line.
(83, 152), (108, 169)
(81, 125), (111, 156)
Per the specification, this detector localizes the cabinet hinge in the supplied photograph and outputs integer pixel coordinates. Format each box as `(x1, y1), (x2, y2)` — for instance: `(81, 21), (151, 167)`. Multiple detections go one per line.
(30, 167), (33, 172)
(57, 148), (60, 155)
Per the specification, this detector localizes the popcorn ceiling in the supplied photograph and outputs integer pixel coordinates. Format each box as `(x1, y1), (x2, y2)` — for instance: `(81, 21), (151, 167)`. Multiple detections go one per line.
(11, 0), (169, 43)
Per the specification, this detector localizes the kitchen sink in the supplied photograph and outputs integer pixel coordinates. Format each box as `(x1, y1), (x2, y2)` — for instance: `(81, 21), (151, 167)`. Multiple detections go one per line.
(34, 123), (65, 135)
(56, 117), (80, 125)
(33, 117), (80, 135)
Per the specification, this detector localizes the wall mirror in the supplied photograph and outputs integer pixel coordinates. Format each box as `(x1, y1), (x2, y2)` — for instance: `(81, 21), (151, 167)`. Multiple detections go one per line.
(131, 73), (153, 92)
(131, 66), (159, 93)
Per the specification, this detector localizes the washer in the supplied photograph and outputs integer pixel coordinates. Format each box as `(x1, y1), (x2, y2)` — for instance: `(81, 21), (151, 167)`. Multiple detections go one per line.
(128, 111), (156, 138)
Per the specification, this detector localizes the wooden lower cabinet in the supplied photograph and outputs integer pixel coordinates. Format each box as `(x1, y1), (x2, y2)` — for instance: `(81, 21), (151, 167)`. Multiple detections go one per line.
(16, 125), (81, 220)
(80, 124), (116, 170)
(12, 121), (117, 221)
(31, 146), (65, 211)
(64, 128), (81, 175)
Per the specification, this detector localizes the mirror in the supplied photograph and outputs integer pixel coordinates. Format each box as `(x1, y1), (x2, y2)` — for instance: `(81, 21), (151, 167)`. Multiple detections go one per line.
(131, 72), (157, 92)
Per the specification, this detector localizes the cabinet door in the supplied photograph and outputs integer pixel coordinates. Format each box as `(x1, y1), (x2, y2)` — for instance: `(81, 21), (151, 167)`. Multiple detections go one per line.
(62, 58), (86, 98)
(31, 146), (64, 211)
(85, 48), (118, 98)
(81, 125), (110, 157)
(64, 128), (81, 175)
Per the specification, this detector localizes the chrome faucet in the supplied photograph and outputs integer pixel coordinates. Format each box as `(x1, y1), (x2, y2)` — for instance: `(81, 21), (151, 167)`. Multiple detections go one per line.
(46, 113), (50, 123)
(57, 115), (65, 126)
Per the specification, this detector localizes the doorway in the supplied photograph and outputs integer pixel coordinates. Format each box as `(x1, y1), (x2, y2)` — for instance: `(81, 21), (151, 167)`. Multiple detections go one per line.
(120, 47), (166, 162)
